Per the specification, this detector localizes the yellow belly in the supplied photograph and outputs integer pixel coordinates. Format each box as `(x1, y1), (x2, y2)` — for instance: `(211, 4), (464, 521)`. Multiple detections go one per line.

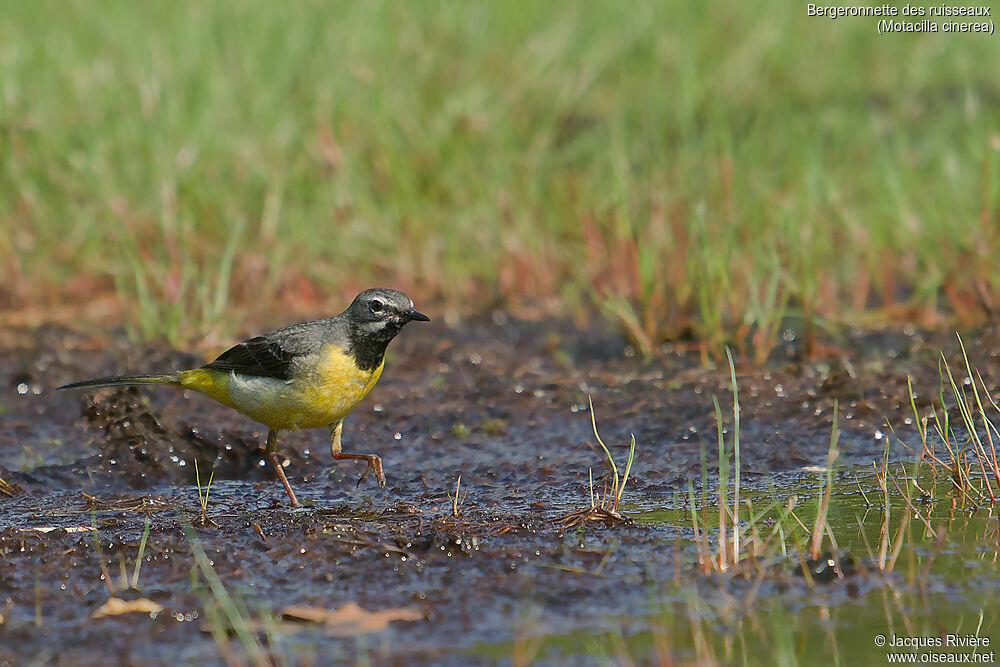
(177, 344), (384, 431)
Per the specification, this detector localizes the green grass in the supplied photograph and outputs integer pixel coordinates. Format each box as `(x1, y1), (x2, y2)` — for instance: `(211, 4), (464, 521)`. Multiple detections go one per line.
(194, 459), (216, 526)
(2, 1), (998, 355)
(186, 525), (274, 666)
(587, 396), (635, 515)
(555, 351), (998, 664)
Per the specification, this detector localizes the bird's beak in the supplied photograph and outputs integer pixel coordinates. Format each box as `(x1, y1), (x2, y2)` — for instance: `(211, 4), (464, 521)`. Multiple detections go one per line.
(407, 309), (430, 322)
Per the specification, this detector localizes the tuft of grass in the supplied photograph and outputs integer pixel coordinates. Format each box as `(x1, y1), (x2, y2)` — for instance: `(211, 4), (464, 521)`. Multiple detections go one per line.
(692, 348), (851, 576)
(447, 473), (466, 518)
(951, 334), (1000, 499)
(901, 334), (1000, 504)
(705, 347), (746, 571)
(194, 460), (217, 527)
(587, 396), (635, 516)
(90, 510), (115, 596)
(809, 400), (840, 561)
(555, 397), (636, 528)
(185, 525), (272, 667)
(0, 470), (21, 497)
(90, 513), (156, 596)
(130, 518), (152, 590)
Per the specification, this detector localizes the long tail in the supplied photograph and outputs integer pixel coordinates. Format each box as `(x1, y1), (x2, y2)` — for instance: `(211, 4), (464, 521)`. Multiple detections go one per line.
(57, 373), (180, 391)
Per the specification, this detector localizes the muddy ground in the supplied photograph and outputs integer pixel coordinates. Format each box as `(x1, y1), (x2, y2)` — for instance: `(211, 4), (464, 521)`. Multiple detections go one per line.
(1, 318), (998, 665)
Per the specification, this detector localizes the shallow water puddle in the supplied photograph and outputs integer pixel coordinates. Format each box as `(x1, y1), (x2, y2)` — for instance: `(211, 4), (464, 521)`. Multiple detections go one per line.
(466, 469), (1000, 664)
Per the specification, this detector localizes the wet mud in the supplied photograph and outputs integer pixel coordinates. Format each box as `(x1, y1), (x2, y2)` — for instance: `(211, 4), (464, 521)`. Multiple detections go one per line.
(2, 320), (1000, 664)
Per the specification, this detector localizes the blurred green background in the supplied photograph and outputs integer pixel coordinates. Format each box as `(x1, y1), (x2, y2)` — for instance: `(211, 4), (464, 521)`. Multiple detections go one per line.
(2, 1), (998, 358)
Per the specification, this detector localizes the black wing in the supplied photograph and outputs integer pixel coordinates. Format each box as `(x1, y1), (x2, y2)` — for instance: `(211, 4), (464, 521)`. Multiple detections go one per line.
(203, 336), (299, 380)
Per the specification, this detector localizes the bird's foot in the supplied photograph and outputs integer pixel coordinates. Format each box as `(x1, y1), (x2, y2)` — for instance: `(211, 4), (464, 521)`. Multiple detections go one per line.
(355, 455), (386, 489)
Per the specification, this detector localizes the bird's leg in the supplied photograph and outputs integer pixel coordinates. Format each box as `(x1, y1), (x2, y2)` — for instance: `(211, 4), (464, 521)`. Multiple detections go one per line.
(329, 419), (386, 488)
(266, 429), (299, 508)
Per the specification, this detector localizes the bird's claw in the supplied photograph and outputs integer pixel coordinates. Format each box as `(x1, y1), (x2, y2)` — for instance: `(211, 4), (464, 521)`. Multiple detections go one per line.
(355, 455), (386, 489)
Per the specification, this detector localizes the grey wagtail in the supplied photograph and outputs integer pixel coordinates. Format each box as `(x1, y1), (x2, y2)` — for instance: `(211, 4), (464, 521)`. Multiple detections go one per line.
(59, 288), (429, 507)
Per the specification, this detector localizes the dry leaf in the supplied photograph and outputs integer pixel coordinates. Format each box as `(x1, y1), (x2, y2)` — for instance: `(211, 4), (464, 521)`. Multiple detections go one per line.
(92, 597), (164, 618)
(280, 602), (422, 636)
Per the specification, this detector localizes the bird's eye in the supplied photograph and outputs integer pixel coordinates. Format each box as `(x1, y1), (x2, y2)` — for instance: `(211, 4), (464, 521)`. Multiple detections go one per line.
(369, 299), (384, 314)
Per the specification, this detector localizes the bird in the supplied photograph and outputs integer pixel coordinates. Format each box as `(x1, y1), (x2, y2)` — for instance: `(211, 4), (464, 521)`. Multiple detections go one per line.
(59, 288), (429, 508)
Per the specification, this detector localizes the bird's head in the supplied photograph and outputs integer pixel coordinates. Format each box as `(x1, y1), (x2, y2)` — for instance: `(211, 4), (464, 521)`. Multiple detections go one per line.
(347, 288), (430, 341)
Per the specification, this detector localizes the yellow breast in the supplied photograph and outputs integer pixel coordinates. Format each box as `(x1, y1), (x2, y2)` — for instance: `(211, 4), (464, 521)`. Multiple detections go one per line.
(295, 343), (385, 427)
(177, 344), (384, 431)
